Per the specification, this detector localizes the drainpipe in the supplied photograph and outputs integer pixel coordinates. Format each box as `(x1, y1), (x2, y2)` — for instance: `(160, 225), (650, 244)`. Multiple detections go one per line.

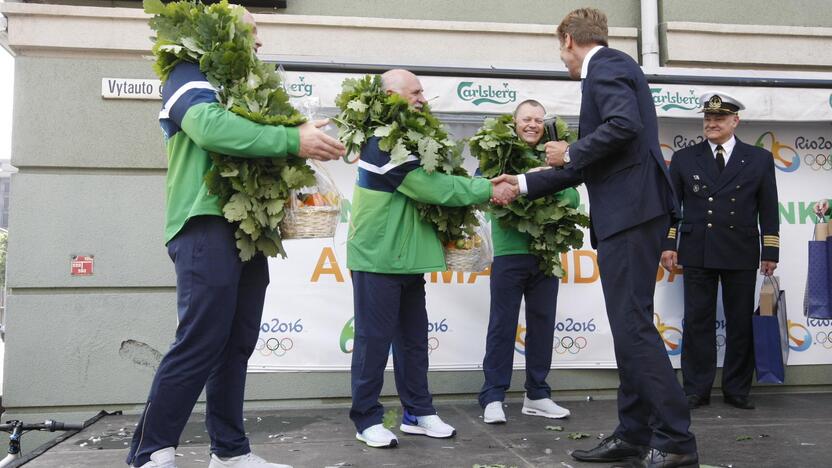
(640, 0), (660, 70)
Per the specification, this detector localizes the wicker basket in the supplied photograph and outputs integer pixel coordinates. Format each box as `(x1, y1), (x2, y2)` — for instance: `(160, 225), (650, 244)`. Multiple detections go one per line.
(444, 243), (488, 272)
(280, 205), (340, 239)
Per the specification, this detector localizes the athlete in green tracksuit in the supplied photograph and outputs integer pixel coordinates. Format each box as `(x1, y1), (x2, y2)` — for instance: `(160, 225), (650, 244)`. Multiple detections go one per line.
(479, 100), (580, 425)
(346, 69), (514, 449)
(128, 11), (344, 468)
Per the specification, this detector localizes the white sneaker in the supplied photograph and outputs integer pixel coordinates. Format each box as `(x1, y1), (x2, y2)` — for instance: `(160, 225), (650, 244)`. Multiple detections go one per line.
(208, 452), (292, 468)
(521, 394), (570, 419)
(399, 411), (456, 438)
(136, 447), (177, 468)
(355, 423), (398, 448)
(483, 401), (507, 424)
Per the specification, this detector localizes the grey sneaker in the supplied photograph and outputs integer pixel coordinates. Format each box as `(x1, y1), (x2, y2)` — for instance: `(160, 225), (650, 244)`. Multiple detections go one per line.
(208, 452), (292, 468)
(521, 394), (570, 419)
(136, 447), (177, 468)
(356, 423), (398, 448)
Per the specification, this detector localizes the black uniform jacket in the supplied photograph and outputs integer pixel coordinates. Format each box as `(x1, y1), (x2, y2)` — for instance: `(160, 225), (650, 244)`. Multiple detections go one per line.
(663, 138), (780, 270)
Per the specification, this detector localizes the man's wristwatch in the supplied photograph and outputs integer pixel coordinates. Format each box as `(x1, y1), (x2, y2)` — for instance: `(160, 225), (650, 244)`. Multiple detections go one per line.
(563, 145), (571, 164)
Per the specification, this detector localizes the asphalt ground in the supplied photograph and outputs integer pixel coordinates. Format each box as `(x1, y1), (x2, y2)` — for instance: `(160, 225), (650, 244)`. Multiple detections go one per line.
(19, 392), (832, 468)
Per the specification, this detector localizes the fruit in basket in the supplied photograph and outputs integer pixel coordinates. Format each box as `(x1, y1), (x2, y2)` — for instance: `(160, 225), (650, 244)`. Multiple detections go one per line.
(322, 192), (341, 206)
(298, 193), (327, 207)
(447, 235), (483, 250)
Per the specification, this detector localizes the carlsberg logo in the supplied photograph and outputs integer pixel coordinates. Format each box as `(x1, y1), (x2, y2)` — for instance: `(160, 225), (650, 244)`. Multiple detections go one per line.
(457, 81), (518, 106)
(285, 76), (314, 98)
(651, 88), (699, 111)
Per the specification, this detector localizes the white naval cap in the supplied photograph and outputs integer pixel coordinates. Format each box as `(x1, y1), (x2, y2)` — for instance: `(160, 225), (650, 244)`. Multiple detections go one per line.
(698, 91), (745, 114)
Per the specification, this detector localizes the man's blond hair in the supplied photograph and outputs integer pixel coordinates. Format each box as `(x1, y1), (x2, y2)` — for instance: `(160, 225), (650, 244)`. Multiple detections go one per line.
(557, 8), (608, 47)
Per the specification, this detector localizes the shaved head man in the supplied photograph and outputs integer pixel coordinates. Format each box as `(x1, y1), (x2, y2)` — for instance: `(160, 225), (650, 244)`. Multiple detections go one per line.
(381, 69), (428, 110)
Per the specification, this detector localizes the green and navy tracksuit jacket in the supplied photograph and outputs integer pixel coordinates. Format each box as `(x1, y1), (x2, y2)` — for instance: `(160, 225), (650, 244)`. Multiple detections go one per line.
(347, 136), (493, 274)
(159, 61), (300, 243)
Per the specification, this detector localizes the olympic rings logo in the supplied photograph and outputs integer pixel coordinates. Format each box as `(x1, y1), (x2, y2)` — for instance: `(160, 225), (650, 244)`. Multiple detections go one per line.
(803, 153), (832, 171)
(553, 335), (588, 355)
(654, 313), (683, 356)
(428, 336), (439, 355)
(428, 336), (440, 355)
(755, 132), (800, 173)
(814, 331), (832, 349)
(788, 321), (812, 352)
(256, 337), (294, 357)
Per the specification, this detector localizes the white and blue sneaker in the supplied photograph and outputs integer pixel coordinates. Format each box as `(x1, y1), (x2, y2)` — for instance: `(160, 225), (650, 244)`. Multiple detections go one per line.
(399, 410), (456, 438)
(356, 423), (398, 448)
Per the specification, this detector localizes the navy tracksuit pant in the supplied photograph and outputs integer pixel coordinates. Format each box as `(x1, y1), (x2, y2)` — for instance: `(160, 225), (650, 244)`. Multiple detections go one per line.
(126, 216), (269, 466)
(479, 254), (559, 407)
(681, 267), (757, 399)
(350, 271), (437, 432)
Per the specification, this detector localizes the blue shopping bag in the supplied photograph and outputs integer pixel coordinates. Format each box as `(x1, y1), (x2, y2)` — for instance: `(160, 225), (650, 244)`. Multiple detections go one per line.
(754, 277), (788, 384)
(804, 219), (831, 319)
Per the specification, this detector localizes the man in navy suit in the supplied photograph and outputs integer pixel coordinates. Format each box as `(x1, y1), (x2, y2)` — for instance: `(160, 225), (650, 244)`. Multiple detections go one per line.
(493, 8), (698, 468)
(661, 92), (779, 412)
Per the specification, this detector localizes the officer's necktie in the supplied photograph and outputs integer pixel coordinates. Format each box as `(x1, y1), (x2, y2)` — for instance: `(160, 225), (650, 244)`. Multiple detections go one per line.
(716, 145), (726, 173)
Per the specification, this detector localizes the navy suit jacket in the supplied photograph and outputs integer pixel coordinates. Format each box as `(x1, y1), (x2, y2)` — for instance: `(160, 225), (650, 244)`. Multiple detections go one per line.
(662, 138), (780, 270)
(525, 47), (677, 247)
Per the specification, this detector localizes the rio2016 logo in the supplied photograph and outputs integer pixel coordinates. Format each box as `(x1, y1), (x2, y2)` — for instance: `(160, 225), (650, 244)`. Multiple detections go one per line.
(256, 318), (303, 357)
(515, 318), (596, 356)
(808, 318), (832, 350)
(457, 81), (517, 106)
(256, 337), (294, 357)
(654, 313), (683, 356)
(755, 132), (800, 172)
(427, 319), (449, 355)
(794, 137), (832, 171)
(553, 336), (589, 355)
(788, 320), (812, 352)
(659, 135), (708, 167)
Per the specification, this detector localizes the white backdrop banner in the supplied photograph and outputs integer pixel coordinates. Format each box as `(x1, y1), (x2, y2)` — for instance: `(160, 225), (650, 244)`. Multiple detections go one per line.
(275, 71), (832, 121)
(247, 71), (832, 372)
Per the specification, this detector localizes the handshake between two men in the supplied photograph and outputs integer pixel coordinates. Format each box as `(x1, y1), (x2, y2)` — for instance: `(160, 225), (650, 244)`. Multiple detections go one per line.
(489, 140), (571, 205)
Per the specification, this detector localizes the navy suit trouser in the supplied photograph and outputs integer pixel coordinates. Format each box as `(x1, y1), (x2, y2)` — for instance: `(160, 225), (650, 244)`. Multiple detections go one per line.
(681, 267), (757, 398)
(350, 271), (436, 433)
(597, 214), (697, 454)
(479, 254), (559, 407)
(127, 216), (268, 466)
